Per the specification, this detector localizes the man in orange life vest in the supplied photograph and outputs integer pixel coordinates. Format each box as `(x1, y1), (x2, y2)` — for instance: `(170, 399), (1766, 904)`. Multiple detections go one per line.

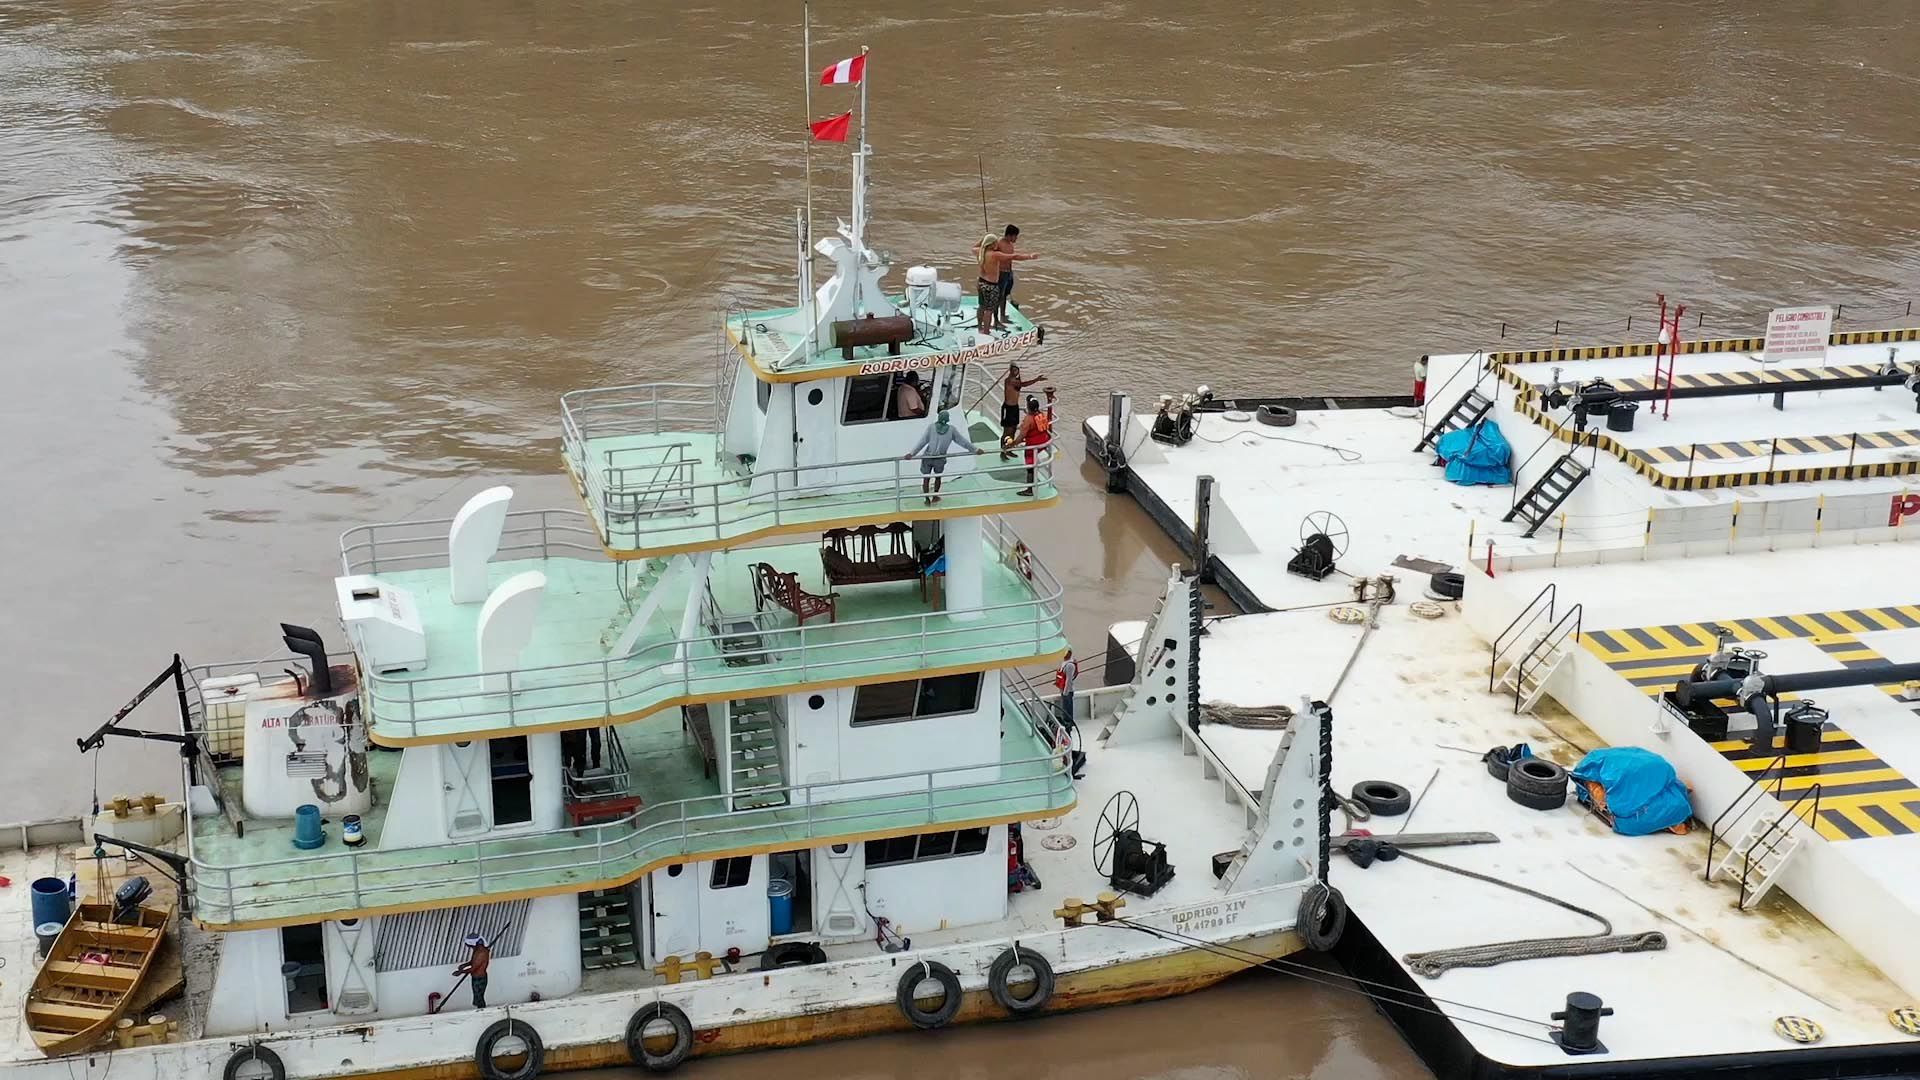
(1007, 395), (1051, 496)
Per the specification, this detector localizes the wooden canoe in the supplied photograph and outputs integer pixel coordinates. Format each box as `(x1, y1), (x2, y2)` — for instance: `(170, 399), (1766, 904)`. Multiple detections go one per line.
(25, 901), (175, 1056)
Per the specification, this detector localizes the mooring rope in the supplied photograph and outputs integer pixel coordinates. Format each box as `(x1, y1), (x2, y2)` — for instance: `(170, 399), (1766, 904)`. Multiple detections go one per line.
(1196, 702), (1293, 729)
(1395, 850), (1666, 977)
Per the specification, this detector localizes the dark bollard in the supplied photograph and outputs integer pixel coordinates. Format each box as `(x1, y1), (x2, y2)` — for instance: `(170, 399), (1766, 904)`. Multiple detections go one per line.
(1550, 991), (1613, 1055)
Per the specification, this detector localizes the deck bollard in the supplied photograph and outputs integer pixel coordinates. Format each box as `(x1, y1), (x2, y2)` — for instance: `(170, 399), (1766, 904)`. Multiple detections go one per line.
(1550, 991), (1613, 1055)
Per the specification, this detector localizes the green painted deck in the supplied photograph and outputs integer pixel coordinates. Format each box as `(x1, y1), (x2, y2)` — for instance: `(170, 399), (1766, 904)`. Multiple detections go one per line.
(187, 694), (1070, 928)
(566, 413), (1059, 554)
(727, 296), (1041, 378)
(359, 528), (1066, 742)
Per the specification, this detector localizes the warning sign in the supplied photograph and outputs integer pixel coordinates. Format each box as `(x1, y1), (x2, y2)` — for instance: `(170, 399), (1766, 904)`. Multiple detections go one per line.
(1763, 305), (1833, 365)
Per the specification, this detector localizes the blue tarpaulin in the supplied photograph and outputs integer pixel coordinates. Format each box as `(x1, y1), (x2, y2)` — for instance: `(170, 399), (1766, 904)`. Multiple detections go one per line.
(1434, 420), (1512, 486)
(1570, 747), (1693, 836)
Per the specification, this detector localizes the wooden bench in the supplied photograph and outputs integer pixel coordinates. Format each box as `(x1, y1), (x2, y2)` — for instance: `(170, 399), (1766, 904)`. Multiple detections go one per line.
(821, 523), (926, 599)
(565, 794), (643, 827)
(751, 562), (836, 626)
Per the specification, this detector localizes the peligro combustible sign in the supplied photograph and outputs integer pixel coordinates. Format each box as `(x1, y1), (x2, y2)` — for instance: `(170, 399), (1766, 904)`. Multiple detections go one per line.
(1763, 305), (1833, 365)
(855, 327), (1041, 377)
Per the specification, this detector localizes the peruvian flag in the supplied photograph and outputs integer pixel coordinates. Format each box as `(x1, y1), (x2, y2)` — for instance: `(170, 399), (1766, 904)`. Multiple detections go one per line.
(819, 54), (866, 85)
(809, 110), (852, 142)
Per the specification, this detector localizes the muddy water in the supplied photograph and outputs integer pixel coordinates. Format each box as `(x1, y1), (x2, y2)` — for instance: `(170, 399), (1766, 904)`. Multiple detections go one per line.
(5, 1), (1919, 1075)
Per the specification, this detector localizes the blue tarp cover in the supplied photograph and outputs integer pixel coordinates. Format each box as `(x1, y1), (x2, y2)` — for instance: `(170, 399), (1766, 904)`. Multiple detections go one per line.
(1570, 747), (1693, 836)
(1434, 420), (1512, 486)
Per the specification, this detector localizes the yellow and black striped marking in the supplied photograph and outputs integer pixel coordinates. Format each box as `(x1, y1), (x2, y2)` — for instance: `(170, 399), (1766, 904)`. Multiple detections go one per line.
(1606, 362), (1885, 395)
(1584, 606), (1920, 840)
(1628, 427), (1920, 467)
(1486, 325), (1920, 367)
(1499, 366), (1920, 490)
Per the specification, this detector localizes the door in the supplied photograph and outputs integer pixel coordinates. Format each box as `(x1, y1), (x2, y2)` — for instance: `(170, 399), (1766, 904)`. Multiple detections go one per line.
(645, 863), (702, 964)
(813, 843), (867, 939)
(443, 740), (490, 837)
(786, 688), (841, 799)
(792, 380), (837, 487)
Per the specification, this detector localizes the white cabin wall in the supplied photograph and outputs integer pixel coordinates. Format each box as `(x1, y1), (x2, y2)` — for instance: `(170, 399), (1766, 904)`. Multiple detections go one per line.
(374, 746), (445, 849)
(204, 928), (289, 1034)
(372, 894), (583, 1019)
(723, 362), (767, 461)
(785, 672), (1003, 800)
(695, 854), (772, 957)
(529, 732), (563, 830)
(753, 383), (798, 477)
(861, 826), (1008, 934)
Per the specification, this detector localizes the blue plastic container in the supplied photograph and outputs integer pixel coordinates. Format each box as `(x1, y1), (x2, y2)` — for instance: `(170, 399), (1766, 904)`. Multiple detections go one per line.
(292, 804), (326, 850)
(30, 877), (70, 929)
(768, 878), (794, 935)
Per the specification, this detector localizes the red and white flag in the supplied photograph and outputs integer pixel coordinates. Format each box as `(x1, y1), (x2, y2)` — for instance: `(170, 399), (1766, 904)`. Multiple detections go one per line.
(809, 110), (852, 142)
(819, 54), (866, 85)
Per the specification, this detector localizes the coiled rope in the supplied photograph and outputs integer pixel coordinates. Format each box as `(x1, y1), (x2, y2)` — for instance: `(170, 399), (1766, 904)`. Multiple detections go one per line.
(1395, 850), (1666, 977)
(1196, 702), (1293, 729)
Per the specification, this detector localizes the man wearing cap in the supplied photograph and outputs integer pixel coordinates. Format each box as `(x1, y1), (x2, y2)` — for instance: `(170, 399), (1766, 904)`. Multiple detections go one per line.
(903, 409), (977, 504)
(455, 933), (492, 1008)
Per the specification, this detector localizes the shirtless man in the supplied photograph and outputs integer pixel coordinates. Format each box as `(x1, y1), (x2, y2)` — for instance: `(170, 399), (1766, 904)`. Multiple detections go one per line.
(999, 362), (1047, 459)
(974, 234), (1038, 335)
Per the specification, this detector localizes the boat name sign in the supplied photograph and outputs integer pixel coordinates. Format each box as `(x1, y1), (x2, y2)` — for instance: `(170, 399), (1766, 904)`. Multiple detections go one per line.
(1166, 897), (1250, 933)
(855, 328), (1041, 376)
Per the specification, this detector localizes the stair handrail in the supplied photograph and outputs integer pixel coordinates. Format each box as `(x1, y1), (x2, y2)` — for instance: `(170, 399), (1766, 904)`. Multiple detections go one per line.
(1510, 602), (1582, 710)
(1419, 349), (1486, 432)
(1508, 401), (1578, 512)
(1702, 753), (1789, 882)
(1737, 781), (1822, 909)
(1489, 583), (1555, 692)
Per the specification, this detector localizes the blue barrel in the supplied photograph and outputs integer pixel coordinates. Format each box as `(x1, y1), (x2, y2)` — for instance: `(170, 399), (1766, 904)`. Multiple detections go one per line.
(292, 804), (326, 850)
(30, 877), (70, 929)
(767, 878), (794, 935)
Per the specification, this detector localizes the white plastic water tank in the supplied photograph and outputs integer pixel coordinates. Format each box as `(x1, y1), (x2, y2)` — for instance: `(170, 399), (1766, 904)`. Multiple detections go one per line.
(335, 575), (427, 673)
(904, 265), (938, 289)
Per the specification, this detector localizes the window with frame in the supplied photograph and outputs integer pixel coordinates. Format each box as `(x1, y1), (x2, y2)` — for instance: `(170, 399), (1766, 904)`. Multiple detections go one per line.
(849, 672), (982, 727)
(841, 372), (933, 425)
(709, 856), (753, 889)
(865, 827), (990, 868)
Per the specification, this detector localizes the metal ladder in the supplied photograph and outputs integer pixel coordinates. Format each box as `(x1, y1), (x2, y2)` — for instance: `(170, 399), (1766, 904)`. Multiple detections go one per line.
(729, 701), (787, 811)
(578, 888), (638, 970)
(1495, 604), (1582, 713)
(1704, 756), (1822, 909)
(1414, 388), (1495, 453)
(1503, 453), (1590, 537)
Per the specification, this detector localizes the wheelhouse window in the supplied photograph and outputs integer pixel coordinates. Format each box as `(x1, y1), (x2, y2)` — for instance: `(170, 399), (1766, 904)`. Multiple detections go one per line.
(865, 827), (991, 868)
(710, 856), (752, 889)
(841, 372), (932, 425)
(850, 672), (982, 727)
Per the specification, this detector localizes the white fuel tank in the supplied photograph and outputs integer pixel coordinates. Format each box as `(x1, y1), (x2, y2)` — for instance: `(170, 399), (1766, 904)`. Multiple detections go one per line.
(240, 668), (373, 820)
(336, 575), (427, 673)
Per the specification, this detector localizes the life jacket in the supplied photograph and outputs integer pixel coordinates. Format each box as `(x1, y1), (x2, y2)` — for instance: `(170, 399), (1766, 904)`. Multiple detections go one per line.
(1024, 413), (1051, 448)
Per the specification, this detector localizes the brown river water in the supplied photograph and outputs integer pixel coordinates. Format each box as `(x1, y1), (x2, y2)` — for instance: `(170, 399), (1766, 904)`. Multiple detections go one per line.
(5, 1), (1919, 1075)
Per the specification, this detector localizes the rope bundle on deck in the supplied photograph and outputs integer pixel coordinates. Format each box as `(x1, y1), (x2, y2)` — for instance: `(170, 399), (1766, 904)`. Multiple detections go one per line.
(1196, 702), (1293, 729)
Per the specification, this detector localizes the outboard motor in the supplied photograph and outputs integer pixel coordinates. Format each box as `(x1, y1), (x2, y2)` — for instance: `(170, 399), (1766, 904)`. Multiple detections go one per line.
(113, 876), (153, 924)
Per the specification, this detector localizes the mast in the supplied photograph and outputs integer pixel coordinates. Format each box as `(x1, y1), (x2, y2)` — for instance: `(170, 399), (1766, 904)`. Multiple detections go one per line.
(850, 44), (871, 313)
(801, 3), (817, 324)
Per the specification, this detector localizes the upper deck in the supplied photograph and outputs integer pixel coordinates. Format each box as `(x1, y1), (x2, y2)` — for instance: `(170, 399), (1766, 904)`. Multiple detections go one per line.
(561, 378), (1059, 557)
(726, 294), (1041, 381)
(184, 678), (1072, 928)
(340, 509), (1067, 744)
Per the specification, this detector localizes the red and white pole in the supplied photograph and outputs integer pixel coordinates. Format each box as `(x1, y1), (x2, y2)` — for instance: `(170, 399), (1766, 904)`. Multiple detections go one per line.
(1412, 354), (1429, 406)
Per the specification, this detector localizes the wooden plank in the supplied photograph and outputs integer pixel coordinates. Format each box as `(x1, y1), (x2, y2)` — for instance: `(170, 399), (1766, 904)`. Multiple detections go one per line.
(43, 961), (137, 991)
(28, 1000), (114, 1023)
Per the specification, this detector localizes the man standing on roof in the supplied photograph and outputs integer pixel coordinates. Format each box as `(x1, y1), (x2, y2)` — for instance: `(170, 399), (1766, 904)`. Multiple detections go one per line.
(993, 225), (1026, 328)
(455, 932), (492, 1008)
(998, 362), (1047, 460)
(973, 232), (1038, 336)
(903, 409), (977, 505)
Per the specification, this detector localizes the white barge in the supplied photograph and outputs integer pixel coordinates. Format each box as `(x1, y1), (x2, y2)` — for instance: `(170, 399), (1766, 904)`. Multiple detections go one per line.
(0, 53), (1341, 1080)
(1088, 321), (1920, 1077)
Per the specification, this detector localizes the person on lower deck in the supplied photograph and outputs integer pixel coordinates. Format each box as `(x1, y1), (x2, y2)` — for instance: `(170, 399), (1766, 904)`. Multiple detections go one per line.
(1007, 395), (1051, 495)
(903, 409), (977, 504)
(456, 933), (491, 1008)
(1056, 649), (1085, 779)
(999, 362), (1047, 459)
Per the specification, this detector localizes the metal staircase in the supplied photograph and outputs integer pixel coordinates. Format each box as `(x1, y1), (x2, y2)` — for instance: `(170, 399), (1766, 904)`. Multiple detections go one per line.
(1503, 453), (1590, 537)
(1494, 603), (1582, 714)
(729, 701), (787, 811)
(578, 888), (638, 970)
(1414, 388), (1495, 453)
(1704, 756), (1822, 910)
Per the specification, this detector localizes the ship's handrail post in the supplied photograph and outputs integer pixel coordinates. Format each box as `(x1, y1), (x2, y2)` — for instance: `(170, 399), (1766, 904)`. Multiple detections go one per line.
(350, 853), (362, 908)
(473, 840), (486, 890)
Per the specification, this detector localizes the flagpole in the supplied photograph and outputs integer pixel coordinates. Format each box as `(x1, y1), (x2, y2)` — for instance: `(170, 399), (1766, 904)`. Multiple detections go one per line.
(802, 2), (816, 340)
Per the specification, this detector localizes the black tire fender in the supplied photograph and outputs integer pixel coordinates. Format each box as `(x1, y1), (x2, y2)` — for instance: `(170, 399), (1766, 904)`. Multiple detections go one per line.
(1507, 783), (1568, 811)
(895, 960), (964, 1029)
(625, 1002), (695, 1073)
(475, 1017), (545, 1080)
(758, 941), (828, 970)
(1297, 881), (1347, 952)
(1351, 780), (1412, 816)
(224, 1045), (285, 1080)
(1430, 571), (1465, 599)
(987, 946), (1055, 1016)
(1509, 758), (1568, 797)
(1256, 404), (1297, 427)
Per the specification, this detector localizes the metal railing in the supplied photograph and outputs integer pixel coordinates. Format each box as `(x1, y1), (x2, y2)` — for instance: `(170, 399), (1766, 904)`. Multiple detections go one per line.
(560, 381), (724, 442)
(187, 689), (1073, 926)
(560, 382), (1056, 551)
(1703, 753), (1789, 882)
(1489, 583), (1555, 693)
(337, 510), (1066, 739)
(1508, 602), (1582, 712)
